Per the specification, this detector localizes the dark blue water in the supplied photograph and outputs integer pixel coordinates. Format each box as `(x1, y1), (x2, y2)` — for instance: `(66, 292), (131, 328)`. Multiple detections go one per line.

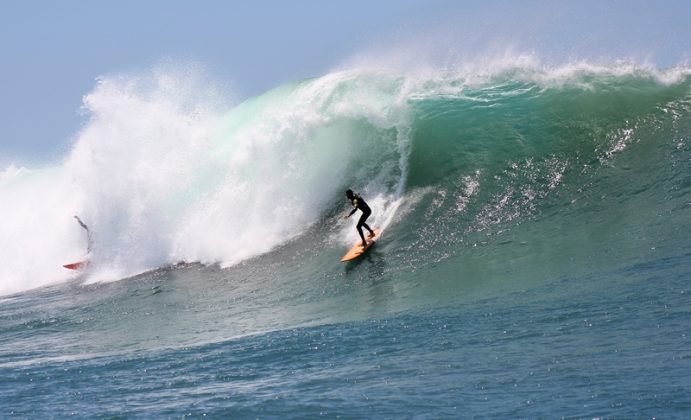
(2, 249), (690, 418)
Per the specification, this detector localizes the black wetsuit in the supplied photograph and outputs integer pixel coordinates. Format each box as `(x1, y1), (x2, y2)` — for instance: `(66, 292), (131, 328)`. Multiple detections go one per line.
(348, 194), (374, 244)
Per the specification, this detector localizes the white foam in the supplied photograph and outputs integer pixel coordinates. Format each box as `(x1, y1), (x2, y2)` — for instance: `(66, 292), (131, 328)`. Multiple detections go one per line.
(0, 165), (86, 295)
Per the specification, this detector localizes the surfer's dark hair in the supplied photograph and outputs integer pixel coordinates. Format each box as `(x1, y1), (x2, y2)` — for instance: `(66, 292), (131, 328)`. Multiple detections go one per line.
(346, 189), (354, 198)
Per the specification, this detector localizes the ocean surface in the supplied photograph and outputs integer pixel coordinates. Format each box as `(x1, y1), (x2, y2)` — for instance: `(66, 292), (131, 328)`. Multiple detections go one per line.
(1, 62), (691, 418)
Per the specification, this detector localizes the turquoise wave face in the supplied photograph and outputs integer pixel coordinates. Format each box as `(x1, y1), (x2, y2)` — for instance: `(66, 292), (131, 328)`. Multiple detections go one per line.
(394, 72), (691, 288)
(408, 75), (691, 186)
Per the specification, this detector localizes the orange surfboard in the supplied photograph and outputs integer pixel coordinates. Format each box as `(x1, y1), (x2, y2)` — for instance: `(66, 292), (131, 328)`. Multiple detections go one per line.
(63, 260), (89, 270)
(340, 228), (382, 262)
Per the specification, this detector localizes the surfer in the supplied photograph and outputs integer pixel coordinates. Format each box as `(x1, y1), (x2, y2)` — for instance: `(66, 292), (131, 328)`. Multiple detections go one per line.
(344, 189), (375, 247)
(74, 215), (93, 253)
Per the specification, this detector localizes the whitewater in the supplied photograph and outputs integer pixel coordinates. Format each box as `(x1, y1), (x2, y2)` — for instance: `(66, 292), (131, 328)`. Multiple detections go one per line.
(1, 58), (691, 417)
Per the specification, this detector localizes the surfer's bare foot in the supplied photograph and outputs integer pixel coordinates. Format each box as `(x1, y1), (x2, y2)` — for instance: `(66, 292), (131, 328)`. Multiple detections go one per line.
(368, 231), (375, 237)
(361, 242), (367, 247)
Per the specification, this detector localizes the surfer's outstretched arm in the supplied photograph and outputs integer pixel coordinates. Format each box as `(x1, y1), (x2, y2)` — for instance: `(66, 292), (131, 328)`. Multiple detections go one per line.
(74, 215), (89, 231)
(74, 215), (92, 253)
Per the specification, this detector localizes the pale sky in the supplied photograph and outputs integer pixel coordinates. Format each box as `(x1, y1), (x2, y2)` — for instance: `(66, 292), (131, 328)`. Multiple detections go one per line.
(2, 0), (690, 164)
